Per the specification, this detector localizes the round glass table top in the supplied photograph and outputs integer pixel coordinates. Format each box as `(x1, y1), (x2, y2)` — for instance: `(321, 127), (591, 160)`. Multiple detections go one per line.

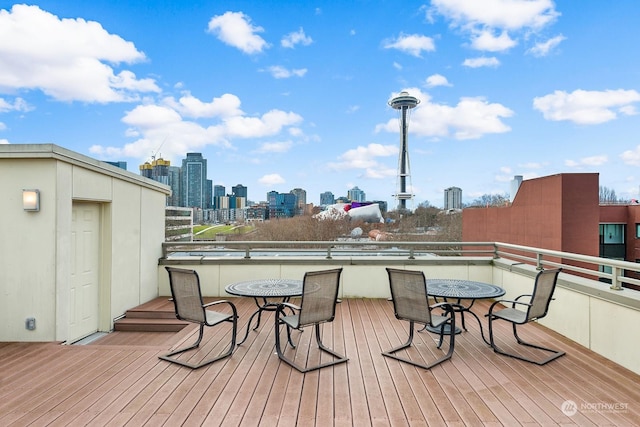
(426, 279), (505, 299)
(225, 279), (303, 297)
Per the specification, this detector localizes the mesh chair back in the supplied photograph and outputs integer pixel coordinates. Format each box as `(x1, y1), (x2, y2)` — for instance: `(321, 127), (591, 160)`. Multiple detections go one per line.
(527, 268), (561, 321)
(165, 267), (206, 324)
(297, 268), (342, 327)
(386, 268), (431, 325)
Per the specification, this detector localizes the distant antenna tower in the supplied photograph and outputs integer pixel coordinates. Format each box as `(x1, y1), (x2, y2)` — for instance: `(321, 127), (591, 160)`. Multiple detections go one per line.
(388, 91), (420, 211)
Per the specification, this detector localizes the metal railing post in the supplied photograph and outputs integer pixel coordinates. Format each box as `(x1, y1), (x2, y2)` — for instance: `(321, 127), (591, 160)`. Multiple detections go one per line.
(536, 253), (543, 270)
(610, 266), (623, 290)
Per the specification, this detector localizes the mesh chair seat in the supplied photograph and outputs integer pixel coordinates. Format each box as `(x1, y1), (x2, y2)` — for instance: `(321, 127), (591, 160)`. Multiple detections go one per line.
(490, 307), (528, 324)
(383, 268), (458, 370)
(205, 310), (234, 326)
(487, 268), (565, 365)
(159, 267), (238, 369)
(274, 268), (347, 373)
(279, 313), (300, 329)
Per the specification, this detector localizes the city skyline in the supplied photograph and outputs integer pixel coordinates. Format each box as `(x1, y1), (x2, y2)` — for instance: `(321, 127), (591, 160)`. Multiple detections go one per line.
(145, 151), (382, 206)
(2, 2), (640, 208)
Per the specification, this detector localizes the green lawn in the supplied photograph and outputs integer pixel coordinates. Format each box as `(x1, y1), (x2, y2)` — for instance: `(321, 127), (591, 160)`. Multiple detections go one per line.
(193, 224), (254, 239)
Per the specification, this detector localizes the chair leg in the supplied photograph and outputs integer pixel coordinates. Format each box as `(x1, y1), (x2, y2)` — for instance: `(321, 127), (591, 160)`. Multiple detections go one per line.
(382, 318), (455, 370)
(488, 318), (565, 365)
(275, 316), (348, 373)
(159, 318), (237, 369)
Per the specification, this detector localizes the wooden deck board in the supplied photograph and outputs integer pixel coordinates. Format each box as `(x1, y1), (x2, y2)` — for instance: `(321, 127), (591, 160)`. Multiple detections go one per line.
(1, 297), (639, 426)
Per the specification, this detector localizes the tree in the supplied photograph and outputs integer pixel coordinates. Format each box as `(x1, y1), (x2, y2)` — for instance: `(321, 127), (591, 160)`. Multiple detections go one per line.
(468, 193), (510, 208)
(599, 185), (629, 204)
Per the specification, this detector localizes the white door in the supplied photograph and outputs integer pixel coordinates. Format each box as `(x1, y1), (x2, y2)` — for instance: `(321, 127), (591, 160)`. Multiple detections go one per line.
(69, 203), (100, 343)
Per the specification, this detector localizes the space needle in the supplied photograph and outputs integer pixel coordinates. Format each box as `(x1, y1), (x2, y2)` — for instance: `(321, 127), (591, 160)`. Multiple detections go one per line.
(388, 91), (420, 211)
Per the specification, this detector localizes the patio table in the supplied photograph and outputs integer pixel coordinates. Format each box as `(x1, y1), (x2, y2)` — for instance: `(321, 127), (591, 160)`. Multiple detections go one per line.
(425, 279), (505, 344)
(225, 278), (303, 345)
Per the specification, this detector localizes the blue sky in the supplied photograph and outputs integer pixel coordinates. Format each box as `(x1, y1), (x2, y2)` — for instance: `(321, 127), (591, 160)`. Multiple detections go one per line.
(2, 1), (640, 208)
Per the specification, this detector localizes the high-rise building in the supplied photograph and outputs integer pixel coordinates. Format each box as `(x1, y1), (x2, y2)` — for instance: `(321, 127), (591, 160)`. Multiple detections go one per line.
(348, 186), (366, 203)
(105, 161), (127, 170)
(444, 187), (462, 210)
(139, 158), (178, 206)
(213, 185), (225, 210)
(290, 188), (306, 215)
(182, 153), (207, 209)
(206, 179), (213, 209)
(267, 190), (297, 218)
(168, 166), (181, 206)
(140, 158), (170, 184)
(510, 175), (523, 202)
(320, 191), (335, 206)
(232, 184), (247, 199)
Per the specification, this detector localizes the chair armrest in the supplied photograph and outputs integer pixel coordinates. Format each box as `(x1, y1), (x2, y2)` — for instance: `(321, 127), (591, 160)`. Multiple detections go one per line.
(203, 300), (238, 317)
(487, 298), (532, 316)
(514, 294), (532, 302)
(276, 302), (301, 311)
(203, 299), (233, 308)
(429, 301), (464, 313)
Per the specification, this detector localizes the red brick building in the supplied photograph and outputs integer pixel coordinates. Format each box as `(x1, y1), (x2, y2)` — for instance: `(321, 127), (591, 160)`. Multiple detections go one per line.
(463, 173), (640, 285)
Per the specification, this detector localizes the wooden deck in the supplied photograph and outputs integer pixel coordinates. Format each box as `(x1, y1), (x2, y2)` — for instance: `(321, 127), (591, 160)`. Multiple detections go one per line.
(1, 298), (639, 426)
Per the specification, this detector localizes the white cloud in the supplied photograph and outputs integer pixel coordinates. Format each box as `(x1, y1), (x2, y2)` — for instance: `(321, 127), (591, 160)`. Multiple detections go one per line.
(470, 30), (517, 51)
(207, 11), (269, 54)
(621, 146), (640, 166)
(89, 94), (304, 163)
(425, 74), (452, 87)
(0, 97), (32, 113)
(0, 5), (159, 103)
(430, 0), (559, 31)
(565, 155), (608, 168)
(377, 88), (513, 140)
(281, 27), (313, 48)
(263, 66), (307, 79)
(463, 57), (500, 68)
(328, 143), (397, 178)
(256, 141), (293, 153)
(383, 33), (435, 57)
(533, 89), (640, 124)
(429, 0), (559, 53)
(224, 110), (303, 138)
(0, 138), (8, 144)
(162, 93), (243, 118)
(527, 34), (566, 56)
(258, 173), (286, 186)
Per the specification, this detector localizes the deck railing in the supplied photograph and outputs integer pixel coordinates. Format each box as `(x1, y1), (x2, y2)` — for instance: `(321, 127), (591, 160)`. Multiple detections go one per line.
(162, 240), (640, 290)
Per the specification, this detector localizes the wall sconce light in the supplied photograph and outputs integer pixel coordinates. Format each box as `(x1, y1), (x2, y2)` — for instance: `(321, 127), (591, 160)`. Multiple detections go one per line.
(23, 189), (40, 211)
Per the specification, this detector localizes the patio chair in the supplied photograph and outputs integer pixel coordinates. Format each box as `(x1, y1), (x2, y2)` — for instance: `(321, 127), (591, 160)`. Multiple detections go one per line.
(487, 268), (565, 365)
(274, 268), (347, 373)
(160, 267), (238, 369)
(383, 268), (458, 370)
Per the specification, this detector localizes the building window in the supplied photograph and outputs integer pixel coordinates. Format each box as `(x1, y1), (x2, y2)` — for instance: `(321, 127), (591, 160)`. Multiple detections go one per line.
(599, 224), (626, 260)
(636, 224), (640, 238)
